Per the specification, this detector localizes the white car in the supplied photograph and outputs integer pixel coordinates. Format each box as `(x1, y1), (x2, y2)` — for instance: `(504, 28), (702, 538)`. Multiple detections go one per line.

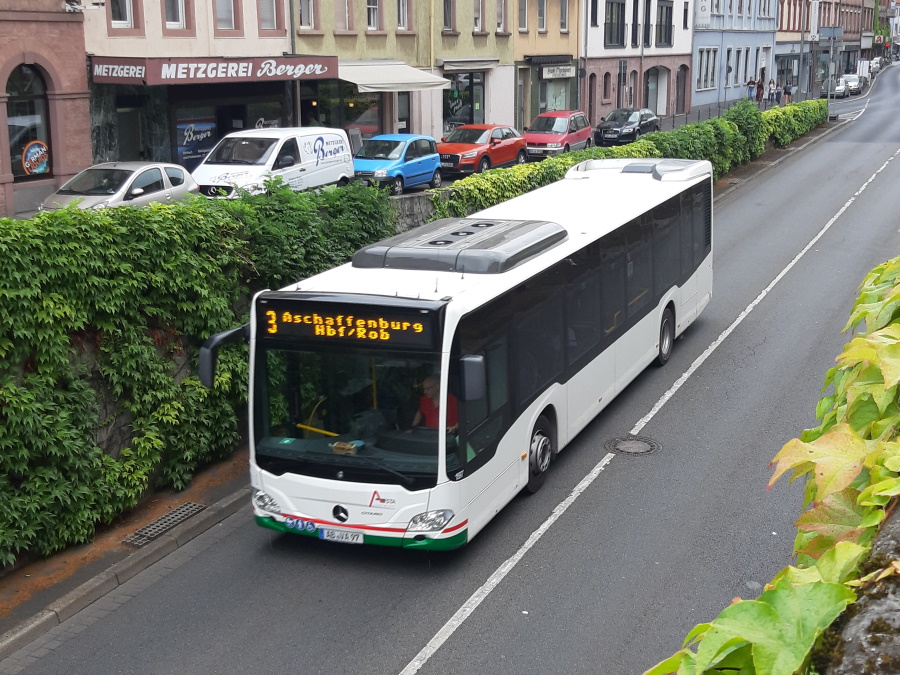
(820, 78), (849, 99)
(843, 74), (862, 94)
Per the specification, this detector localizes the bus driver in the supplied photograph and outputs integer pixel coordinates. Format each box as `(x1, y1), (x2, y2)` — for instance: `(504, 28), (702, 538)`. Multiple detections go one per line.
(412, 375), (458, 432)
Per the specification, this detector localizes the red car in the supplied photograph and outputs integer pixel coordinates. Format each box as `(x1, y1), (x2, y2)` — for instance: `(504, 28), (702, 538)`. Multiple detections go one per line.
(525, 110), (592, 159)
(437, 124), (527, 174)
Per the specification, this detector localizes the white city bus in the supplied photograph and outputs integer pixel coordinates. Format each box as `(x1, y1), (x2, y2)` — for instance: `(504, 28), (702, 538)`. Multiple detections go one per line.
(200, 157), (713, 550)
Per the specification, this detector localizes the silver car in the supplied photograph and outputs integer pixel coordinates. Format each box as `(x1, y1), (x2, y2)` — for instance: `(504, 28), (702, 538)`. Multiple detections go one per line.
(39, 161), (198, 211)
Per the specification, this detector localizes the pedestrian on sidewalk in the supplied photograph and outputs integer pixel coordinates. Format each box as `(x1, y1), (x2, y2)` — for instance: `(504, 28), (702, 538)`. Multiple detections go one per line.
(756, 79), (765, 102)
(784, 82), (793, 104)
(747, 77), (756, 100)
(768, 79), (776, 102)
(775, 81), (783, 105)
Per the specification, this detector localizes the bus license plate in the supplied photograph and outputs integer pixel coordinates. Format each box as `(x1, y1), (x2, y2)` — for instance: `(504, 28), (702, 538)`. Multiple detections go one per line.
(319, 528), (363, 544)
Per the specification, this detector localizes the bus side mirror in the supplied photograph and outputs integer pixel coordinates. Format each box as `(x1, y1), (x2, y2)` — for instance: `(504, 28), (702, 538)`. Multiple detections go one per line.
(459, 355), (486, 401)
(199, 324), (250, 388)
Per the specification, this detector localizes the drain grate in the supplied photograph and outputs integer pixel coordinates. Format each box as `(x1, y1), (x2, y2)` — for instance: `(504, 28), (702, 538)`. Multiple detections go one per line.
(123, 502), (206, 547)
(605, 435), (661, 456)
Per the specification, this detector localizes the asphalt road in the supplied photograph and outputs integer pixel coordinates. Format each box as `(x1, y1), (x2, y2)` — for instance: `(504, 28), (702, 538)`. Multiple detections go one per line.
(6, 73), (900, 675)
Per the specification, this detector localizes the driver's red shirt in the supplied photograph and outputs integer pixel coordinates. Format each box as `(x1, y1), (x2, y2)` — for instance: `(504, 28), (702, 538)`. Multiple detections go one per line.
(418, 393), (459, 428)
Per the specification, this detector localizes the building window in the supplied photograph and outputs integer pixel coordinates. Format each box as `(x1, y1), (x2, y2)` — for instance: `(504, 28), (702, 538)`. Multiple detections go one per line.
(443, 0), (455, 30)
(258, 0), (276, 29)
(712, 0), (721, 12)
(497, 0), (506, 30)
(215, 0), (235, 28)
(366, 0), (379, 29)
(519, 0), (527, 30)
(474, 0), (483, 30)
(695, 47), (718, 89)
(603, 71), (611, 98)
(725, 47), (732, 85)
(560, 0), (568, 29)
(537, 0), (546, 30)
(397, 0), (408, 28)
(299, 0), (314, 28)
(605, 0), (625, 46)
(683, 1), (688, 27)
(336, 0), (353, 30)
(7, 65), (51, 181)
(165, 0), (184, 27)
(110, 0), (133, 27)
(655, 1), (672, 45)
(590, 0), (599, 26)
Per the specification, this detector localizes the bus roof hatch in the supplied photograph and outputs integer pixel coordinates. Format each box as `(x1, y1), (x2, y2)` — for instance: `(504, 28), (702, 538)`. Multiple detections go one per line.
(352, 218), (568, 274)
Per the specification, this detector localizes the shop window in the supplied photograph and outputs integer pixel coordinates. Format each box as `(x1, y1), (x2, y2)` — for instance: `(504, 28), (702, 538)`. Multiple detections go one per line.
(442, 72), (484, 135)
(6, 65), (52, 181)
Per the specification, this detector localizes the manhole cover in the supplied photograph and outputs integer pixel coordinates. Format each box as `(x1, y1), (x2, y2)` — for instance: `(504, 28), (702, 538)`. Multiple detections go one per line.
(123, 502), (206, 547)
(605, 436), (661, 456)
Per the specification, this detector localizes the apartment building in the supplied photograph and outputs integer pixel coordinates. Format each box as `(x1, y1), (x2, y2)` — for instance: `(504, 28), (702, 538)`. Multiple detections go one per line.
(1, 0), (92, 218)
(583, 0), (694, 123)
(693, 0), (777, 109)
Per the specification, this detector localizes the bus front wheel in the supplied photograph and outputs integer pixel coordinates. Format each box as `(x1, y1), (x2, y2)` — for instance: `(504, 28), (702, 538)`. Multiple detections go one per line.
(526, 415), (554, 494)
(656, 307), (675, 367)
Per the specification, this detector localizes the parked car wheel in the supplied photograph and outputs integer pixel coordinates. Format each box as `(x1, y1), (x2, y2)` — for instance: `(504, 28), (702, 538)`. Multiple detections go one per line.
(563, 144), (570, 153)
(389, 176), (404, 196)
(585, 137), (592, 149)
(429, 169), (442, 189)
(516, 149), (527, 164)
(634, 130), (641, 142)
(478, 156), (491, 173)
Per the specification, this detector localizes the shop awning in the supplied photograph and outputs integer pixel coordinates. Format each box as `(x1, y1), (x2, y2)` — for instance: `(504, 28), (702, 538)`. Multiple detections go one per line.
(339, 60), (450, 92)
(436, 57), (500, 72)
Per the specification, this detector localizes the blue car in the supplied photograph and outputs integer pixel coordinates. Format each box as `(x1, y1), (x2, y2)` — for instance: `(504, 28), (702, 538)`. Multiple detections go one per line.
(353, 134), (442, 195)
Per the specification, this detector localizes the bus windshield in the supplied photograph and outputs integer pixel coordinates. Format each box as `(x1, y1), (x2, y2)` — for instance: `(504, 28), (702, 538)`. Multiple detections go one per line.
(254, 346), (451, 490)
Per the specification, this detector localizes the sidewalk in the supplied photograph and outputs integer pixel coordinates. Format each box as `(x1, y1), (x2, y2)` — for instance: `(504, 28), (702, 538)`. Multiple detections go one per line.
(0, 114), (851, 663)
(0, 446), (250, 653)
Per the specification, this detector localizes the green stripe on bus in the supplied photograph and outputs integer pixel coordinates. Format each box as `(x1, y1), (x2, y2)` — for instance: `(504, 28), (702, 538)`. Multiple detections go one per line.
(254, 516), (468, 550)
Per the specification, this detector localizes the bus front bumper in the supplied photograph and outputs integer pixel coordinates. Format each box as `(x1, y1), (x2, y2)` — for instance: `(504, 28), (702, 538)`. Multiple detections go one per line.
(255, 515), (469, 551)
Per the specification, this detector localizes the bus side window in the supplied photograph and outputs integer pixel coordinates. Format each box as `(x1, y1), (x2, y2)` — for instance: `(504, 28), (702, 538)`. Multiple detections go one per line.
(623, 216), (653, 318)
(652, 195), (681, 298)
(680, 192), (694, 279)
(565, 270), (603, 364)
(692, 182), (711, 267)
(599, 231), (626, 337)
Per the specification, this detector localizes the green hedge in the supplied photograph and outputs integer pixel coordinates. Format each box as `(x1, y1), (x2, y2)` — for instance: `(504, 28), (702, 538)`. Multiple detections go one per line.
(0, 182), (394, 566)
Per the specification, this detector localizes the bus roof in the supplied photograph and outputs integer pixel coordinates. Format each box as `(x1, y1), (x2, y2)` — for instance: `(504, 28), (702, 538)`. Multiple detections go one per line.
(281, 158), (711, 315)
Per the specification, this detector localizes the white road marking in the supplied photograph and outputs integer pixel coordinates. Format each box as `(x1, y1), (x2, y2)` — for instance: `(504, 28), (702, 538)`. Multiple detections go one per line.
(398, 146), (900, 675)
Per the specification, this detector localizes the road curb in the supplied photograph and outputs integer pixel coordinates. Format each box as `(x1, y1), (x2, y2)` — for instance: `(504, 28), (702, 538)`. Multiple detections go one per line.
(0, 486), (250, 661)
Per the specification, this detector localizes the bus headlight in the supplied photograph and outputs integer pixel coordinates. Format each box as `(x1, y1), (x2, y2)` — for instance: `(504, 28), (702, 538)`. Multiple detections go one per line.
(252, 488), (282, 515)
(407, 510), (454, 532)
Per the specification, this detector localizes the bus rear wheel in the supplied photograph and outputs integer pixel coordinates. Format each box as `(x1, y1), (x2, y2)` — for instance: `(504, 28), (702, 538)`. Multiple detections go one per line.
(526, 415), (554, 494)
(656, 307), (675, 367)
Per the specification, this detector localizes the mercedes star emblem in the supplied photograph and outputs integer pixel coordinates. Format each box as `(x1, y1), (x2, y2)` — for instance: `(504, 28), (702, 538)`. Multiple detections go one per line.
(333, 505), (349, 523)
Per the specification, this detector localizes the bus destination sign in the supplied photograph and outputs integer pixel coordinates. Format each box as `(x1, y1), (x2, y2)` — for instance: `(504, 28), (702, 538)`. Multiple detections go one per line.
(259, 302), (436, 348)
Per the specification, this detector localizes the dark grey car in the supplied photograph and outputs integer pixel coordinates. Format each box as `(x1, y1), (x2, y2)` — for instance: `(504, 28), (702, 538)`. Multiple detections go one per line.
(594, 108), (660, 146)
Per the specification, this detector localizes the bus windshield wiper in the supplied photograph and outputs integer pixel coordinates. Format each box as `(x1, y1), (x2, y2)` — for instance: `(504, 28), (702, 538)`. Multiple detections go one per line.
(354, 454), (415, 487)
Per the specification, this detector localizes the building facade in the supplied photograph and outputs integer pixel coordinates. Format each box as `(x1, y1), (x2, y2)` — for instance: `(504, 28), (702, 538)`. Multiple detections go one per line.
(582, 0), (695, 124)
(693, 0), (778, 110)
(1, 0), (93, 218)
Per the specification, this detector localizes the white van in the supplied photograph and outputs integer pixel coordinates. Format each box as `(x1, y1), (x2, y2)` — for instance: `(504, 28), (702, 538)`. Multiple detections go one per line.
(192, 127), (353, 198)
